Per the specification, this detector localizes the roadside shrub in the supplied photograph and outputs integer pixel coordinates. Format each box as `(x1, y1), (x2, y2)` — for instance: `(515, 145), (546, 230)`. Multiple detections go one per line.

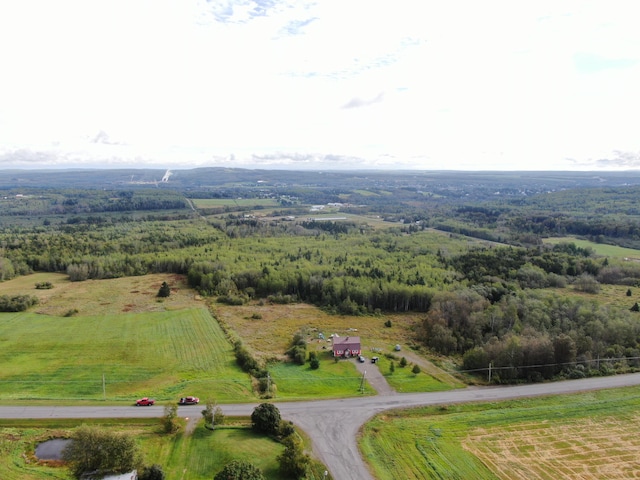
(279, 420), (295, 437)
(251, 403), (281, 435)
(278, 435), (311, 479)
(162, 404), (180, 433)
(412, 364), (421, 374)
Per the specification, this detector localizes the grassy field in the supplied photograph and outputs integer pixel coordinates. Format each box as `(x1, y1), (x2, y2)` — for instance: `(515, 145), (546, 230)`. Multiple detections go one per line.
(0, 307), (251, 403)
(191, 198), (280, 208)
(543, 236), (640, 260)
(0, 418), (286, 480)
(360, 385), (640, 480)
(0, 273), (460, 402)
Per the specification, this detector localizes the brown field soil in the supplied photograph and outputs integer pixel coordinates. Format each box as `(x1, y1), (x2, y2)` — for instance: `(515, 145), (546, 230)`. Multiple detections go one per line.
(1, 272), (202, 316)
(463, 415), (640, 480)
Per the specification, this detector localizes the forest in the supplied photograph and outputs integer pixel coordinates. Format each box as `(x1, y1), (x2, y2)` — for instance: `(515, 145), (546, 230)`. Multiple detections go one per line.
(2, 168), (640, 383)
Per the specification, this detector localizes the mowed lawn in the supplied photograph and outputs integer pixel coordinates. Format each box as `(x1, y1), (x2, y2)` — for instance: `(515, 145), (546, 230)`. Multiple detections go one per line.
(0, 419), (285, 480)
(0, 308), (251, 403)
(360, 385), (640, 480)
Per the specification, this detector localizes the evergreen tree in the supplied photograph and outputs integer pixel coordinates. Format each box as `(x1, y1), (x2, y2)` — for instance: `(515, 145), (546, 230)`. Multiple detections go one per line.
(157, 281), (171, 297)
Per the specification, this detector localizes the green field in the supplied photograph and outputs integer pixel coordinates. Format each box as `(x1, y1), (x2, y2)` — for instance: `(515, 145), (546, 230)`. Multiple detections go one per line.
(191, 198), (280, 208)
(267, 355), (375, 399)
(0, 418), (286, 480)
(360, 386), (640, 480)
(0, 308), (252, 403)
(543, 236), (640, 260)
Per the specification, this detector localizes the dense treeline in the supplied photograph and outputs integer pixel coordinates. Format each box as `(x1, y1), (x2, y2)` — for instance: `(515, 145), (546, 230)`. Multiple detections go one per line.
(0, 188), (188, 217)
(421, 288), (640, 383)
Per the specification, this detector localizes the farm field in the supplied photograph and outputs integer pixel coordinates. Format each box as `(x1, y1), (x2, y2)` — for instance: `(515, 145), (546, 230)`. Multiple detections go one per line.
(0, 273), (460, 402)
(543, 236), (640, 260)
(360, 385), (640, 480)
(0, 307), (251, 404)
(191, 198), (280, 208)
(0, 272), (202, 317)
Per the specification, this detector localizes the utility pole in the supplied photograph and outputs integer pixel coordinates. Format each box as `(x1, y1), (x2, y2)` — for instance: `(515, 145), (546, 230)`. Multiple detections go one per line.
(360, 370), (366, 394)
(267, 372), (271, 396)
(102, 373), (106, 400)
(488, 362), (492, 384)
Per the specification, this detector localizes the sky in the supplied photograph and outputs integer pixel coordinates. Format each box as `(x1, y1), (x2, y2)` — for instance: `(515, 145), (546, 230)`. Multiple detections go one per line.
(1, 0), (639, 171)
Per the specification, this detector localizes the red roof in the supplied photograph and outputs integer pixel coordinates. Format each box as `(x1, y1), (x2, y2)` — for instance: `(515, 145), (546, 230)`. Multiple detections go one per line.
(332, 336), (360, 348)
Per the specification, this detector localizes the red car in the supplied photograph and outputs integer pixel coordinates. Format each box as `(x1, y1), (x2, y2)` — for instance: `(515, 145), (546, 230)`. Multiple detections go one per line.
(178, 396), (200, 405)
(136, 397), (155, 406)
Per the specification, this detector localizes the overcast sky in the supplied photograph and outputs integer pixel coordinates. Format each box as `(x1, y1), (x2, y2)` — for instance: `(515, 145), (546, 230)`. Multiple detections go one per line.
(1, 0), (639, 171)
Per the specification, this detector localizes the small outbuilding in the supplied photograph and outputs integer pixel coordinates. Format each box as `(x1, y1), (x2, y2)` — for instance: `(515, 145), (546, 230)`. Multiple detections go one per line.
(332, 336), (361, 358)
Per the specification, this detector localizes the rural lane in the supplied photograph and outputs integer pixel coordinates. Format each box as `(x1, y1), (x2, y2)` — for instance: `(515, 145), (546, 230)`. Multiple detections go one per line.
(3, 373), (640, 479)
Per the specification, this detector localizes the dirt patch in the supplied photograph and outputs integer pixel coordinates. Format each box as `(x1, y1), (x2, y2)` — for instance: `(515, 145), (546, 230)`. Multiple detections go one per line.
(184, 416), (200, 435)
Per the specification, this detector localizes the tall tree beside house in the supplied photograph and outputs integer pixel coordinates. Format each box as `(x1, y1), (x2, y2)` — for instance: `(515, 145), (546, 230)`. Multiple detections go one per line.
(157, 281), (171, 297)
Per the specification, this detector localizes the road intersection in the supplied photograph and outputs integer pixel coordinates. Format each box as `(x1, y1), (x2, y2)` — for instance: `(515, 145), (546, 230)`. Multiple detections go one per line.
(3, 373), (640, 479)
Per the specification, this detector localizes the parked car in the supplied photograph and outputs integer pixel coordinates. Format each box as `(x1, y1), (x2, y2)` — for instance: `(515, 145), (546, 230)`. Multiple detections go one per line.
(135, 397), (155, 406)
(358, 355), (366, 363)
(178, 396), (200, 405)
(371, 356), (379, 364)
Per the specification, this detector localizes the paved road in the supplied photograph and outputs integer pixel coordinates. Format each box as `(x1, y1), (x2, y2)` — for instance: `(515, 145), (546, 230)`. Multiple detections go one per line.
(3, 373), (640, 479)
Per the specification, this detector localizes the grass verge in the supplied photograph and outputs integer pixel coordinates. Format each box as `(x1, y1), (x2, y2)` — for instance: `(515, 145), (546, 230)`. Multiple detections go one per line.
(360, 385), (640, 480)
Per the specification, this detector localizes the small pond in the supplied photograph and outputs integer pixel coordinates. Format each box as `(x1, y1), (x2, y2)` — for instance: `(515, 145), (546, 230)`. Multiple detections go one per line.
(35, 438), (72, 460)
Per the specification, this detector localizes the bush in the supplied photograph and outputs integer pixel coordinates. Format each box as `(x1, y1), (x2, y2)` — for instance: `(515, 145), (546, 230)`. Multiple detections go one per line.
(277, 435), (311, 479)
(157, 281), (171, 297)
(214, 460), (265, 480)
(251, 403), (281, 435)
(139, 464), (165, 480)
(162, 404), (180, 433)
(412, 364), (421, 374)
(62, 425), (142, 479)
(0, 294), (39, 312)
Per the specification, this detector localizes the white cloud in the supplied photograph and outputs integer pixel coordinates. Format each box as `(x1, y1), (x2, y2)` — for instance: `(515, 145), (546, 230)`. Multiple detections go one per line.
(0, 0), (639, 170)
